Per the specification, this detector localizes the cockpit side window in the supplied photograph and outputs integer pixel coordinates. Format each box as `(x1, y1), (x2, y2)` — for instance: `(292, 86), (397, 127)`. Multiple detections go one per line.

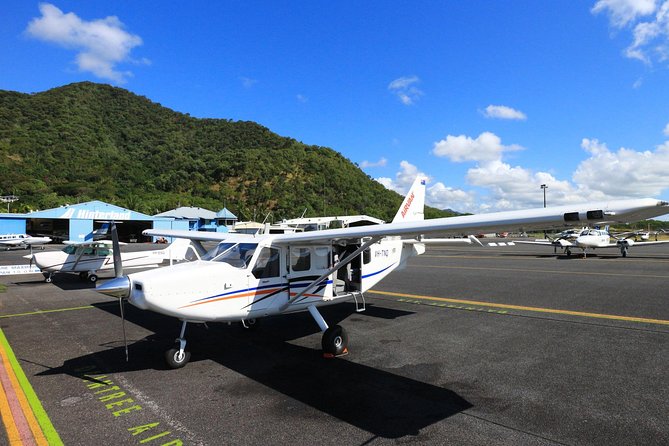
(252, 247), (280, 279)
(211, 243), (258, 268)
(63, 245), (77, 254)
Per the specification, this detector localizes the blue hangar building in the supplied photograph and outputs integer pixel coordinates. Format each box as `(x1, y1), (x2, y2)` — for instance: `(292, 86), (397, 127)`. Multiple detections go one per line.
(0, 200), (188, 243)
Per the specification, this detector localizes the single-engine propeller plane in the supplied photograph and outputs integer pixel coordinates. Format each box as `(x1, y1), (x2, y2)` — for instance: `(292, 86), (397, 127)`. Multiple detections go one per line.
(28, 238), (193, 283)
(96, 178), (669, 368)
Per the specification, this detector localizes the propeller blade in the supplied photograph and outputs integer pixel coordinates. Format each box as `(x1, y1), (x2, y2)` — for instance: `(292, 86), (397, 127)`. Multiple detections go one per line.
(119, 297), (128, 362)
(111, 221), (123, 278)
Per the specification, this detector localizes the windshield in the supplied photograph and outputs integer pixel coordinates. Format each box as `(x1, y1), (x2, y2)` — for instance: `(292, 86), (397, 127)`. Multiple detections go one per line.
(201, 242), (236, 261)
(63, 245), (77, 255)
(209, 243), (258, 268)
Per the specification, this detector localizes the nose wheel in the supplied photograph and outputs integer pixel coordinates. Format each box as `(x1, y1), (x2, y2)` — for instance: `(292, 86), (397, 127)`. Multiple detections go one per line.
(165, 321), (190, 369)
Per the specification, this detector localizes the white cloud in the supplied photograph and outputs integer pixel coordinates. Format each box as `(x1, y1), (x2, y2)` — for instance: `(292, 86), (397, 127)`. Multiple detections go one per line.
(574, 138), (669, 197)
(593, 0), (669, 65)
(376, 161), (428, 194)
(592, 0), (657, 27)
(388, 75), (423, 105)
(25, 3), (144, 83)
(664, 122), (669, 135)
(359, 157), (387, 168)
(240, 77), (258, 88)
(375, 161), (478, 212)
(432, 132), (524, 162)
(296, 94), (308, 103)
(482, 105), (527, 120)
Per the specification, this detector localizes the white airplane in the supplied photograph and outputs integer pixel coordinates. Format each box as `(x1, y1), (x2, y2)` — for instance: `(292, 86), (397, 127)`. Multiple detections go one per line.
(96, 178), (669, 368)
(0, 233), (52, 251)
(27, 238), (193, 283)
(516, 226), (669, 257)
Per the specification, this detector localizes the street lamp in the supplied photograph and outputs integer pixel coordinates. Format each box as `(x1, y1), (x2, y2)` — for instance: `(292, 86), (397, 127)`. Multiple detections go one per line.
(540, 184), (547, 208)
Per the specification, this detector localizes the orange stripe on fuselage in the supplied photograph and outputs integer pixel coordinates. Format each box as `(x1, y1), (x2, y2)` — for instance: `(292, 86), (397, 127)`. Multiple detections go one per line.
(179, 287), (284, 309)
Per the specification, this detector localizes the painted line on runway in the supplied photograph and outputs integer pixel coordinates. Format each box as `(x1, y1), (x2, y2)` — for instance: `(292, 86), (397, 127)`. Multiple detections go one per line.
(423, 253), (669, 263)
(416, 263), (669, 279)
(0, 328), (62, 445)
(369, 290), (669, 326)
(0, 304), (108, 319)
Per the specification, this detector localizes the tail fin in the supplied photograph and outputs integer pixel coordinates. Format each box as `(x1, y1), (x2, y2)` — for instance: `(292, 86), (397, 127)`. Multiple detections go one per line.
(162, 238), (192, 261)
(392, 177), (426, 223)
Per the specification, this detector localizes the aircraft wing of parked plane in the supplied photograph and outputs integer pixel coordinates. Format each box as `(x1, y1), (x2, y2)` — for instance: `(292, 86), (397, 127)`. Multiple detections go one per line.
(97, 178), (669, 369)
(516, 227), (669, 257)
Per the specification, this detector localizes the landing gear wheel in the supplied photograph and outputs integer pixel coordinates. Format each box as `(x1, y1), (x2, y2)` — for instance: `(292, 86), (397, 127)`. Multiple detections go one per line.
(45, 275), (52, 283)
(322, 325), (348, 356)
(565, 248), (572, 257)
(240, 318), (259, 330)
(621, 247), (628, 257)
(165, 346), (191, 369)
(88, 274), (98, 283)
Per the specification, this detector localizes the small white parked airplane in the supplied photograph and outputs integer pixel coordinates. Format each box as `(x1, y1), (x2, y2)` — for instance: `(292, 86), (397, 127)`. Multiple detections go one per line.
(516, 227), (669, 257)
(0, 233), (52, 250)
(28, 238), (193, 283)
(97, 178), (669, 368)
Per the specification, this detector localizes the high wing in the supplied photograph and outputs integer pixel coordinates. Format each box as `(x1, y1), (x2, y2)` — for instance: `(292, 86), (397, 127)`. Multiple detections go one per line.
(144, 198), (669, 246)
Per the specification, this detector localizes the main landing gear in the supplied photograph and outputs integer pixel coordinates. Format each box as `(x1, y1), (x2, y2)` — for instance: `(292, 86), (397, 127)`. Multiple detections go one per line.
(308, 305), (349, 357)
(78, 271), (98, 283)
(163, 309), (349, 369)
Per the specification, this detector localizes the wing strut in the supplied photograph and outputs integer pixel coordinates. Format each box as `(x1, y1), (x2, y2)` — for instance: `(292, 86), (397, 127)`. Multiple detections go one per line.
(279, 237), (380, 311)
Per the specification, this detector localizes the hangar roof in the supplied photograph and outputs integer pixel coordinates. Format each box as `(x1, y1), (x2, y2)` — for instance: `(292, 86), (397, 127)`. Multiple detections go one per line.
(26, 200), (154, 221)
(154, 207), (217, 220)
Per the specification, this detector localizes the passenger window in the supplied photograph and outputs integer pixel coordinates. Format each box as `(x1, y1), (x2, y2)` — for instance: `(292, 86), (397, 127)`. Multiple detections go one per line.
(290, 248), (311, 271)
(313, 247), (329, 270)
(98, 248), (110, 256)
(252, 247), (280, 279)
(82, 248), (94, 255)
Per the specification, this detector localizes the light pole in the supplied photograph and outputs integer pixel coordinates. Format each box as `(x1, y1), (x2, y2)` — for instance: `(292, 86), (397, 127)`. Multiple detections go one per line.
(540, 184), (547, 208)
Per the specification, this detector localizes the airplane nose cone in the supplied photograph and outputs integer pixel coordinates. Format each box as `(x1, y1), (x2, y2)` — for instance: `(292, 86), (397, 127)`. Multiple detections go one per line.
(96, 276), (131, 299)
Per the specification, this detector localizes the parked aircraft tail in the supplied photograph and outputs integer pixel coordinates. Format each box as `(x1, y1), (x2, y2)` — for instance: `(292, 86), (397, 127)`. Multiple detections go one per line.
(161, 238), (192, 262)
(392, 177), (426, 223)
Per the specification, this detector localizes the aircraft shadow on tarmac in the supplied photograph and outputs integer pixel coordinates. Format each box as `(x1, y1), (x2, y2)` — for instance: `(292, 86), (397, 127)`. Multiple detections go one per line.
(39, 302), (472, 439)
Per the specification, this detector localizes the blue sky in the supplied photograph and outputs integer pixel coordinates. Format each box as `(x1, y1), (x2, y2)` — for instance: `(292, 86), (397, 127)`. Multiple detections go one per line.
(2, 1), (669, 213)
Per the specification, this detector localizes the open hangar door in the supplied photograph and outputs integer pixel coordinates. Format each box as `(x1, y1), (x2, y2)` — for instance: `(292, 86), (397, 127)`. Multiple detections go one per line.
(93, 220), (153, 243)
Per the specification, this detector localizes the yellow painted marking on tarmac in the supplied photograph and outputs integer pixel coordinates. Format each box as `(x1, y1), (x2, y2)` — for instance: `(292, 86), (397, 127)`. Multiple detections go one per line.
(0, 304), (102, 319)
(416, 263), (669, 279)
(369, 290), (669, 326)
(0, 347), (48, 445)
(0, 363), (22, 445)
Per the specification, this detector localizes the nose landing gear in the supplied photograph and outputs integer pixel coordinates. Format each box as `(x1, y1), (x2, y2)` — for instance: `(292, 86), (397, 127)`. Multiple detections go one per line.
(165, 321), (190, 369)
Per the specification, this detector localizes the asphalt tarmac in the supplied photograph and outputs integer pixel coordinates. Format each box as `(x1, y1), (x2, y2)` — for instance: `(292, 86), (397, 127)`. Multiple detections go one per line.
(0, 241), (667, 445)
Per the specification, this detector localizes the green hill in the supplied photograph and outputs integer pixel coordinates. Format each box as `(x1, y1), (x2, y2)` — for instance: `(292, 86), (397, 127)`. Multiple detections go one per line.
(0, 82), (456, 221)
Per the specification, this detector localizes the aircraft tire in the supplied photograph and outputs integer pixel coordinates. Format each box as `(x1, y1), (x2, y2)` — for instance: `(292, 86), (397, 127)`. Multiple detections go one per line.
(45, 276), (52, 283)
(88, 274), (98, 283)
(322, 325), (348, 356)
(165, 347), (190, 369)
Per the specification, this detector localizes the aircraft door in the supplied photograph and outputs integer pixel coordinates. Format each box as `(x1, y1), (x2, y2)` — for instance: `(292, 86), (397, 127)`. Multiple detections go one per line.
(247, 246), (286, 313)
(287, 246), (333, 301)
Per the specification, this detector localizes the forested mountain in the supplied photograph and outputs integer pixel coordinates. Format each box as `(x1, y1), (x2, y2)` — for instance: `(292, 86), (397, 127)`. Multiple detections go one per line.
(0, 82), (456, 221)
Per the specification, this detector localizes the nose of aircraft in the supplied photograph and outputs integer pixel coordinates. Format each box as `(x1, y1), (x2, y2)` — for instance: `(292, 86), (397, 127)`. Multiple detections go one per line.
(96, 276), (131, 299)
